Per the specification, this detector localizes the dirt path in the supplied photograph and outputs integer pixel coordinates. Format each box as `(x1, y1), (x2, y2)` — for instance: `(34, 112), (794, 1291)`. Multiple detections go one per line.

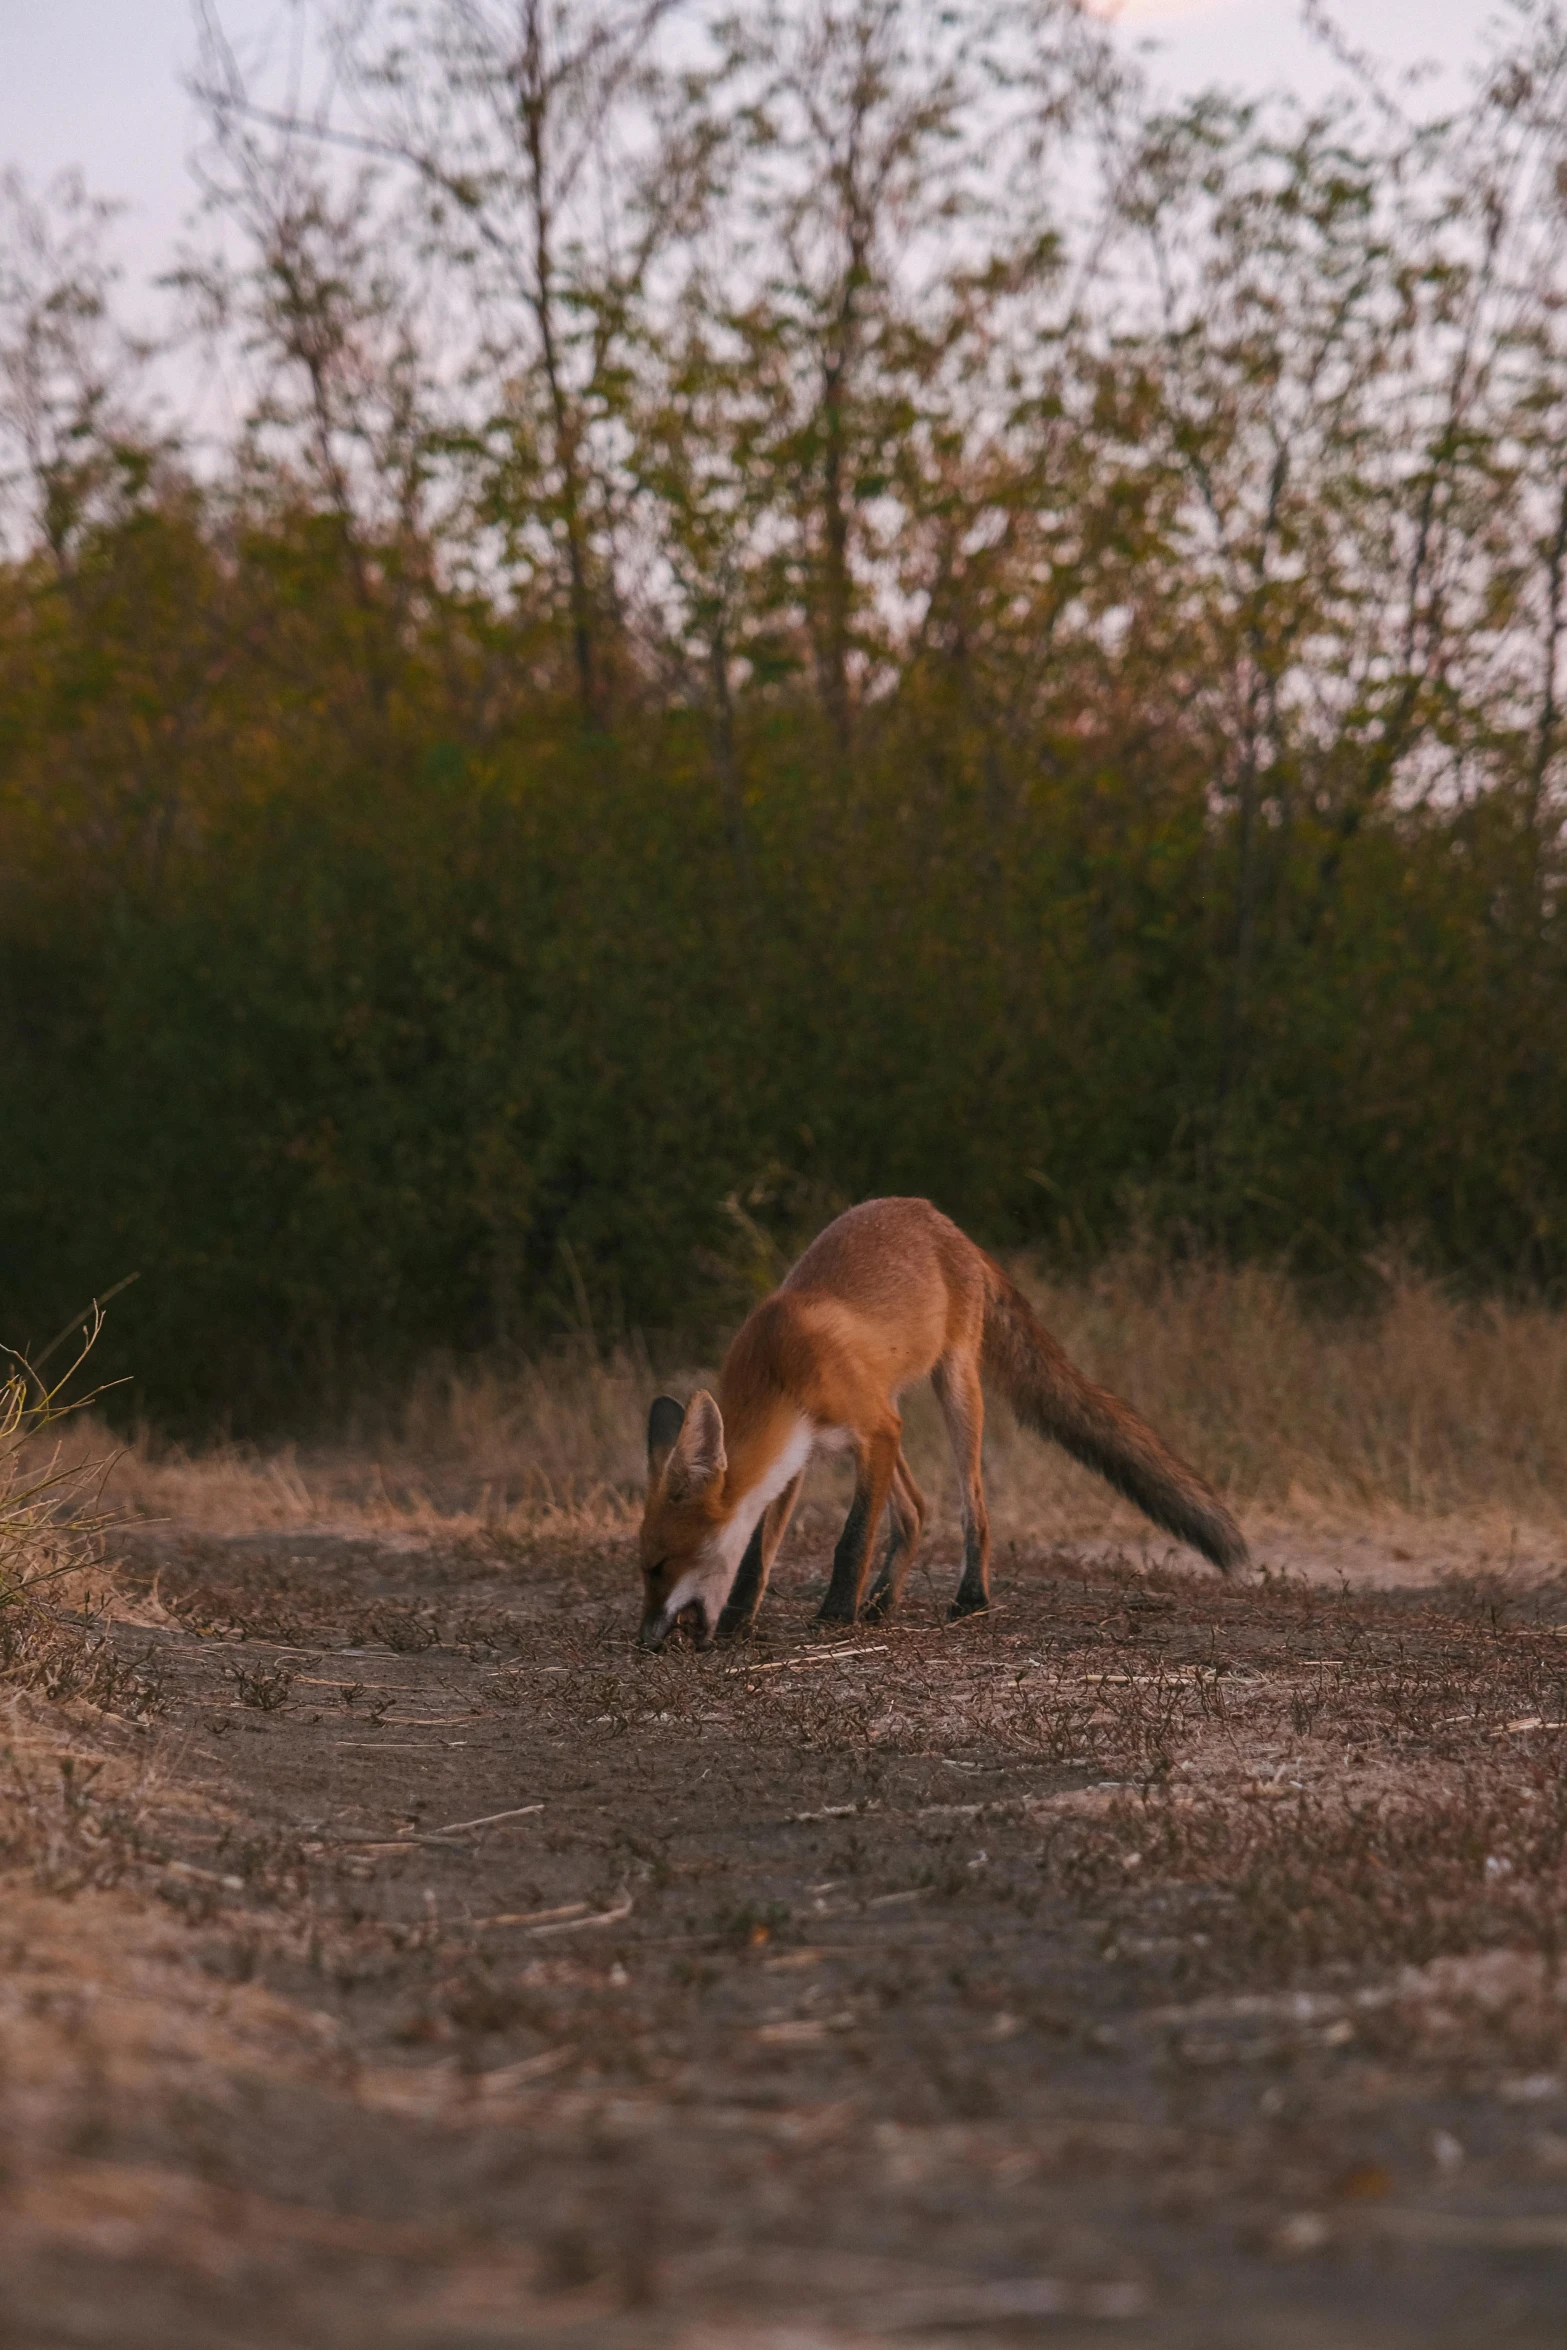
(5, 1524), (1567, 2347)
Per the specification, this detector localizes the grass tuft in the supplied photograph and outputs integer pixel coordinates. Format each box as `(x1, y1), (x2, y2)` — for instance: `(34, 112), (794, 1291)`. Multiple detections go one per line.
(0, 1318), (140, 1709)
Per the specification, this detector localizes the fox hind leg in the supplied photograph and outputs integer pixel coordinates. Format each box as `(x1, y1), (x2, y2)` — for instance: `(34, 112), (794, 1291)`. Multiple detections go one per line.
(863, 1452), (927, 1623)
(933, 1350), (990, 1617)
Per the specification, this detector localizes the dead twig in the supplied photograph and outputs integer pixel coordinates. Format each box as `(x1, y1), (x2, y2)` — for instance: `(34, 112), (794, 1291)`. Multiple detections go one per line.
(528, 1892), (633, 1937)
(729, 1644), (889, 1676)
(327, 1801), (545, 1851)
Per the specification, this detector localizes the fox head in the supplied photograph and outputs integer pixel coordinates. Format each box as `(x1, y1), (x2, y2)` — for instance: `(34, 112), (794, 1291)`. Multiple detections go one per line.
(637, 1391), (732, 1650)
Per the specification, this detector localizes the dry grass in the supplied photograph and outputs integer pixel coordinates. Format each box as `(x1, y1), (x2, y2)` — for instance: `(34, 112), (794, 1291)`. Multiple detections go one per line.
(69, 1343), (653, 1538)
(1028, 1253), (1567, 1515)
(54, 1258), (1567, 1553)
(0, 1328), (155, 1718)
(1, 1342), (170, 1902)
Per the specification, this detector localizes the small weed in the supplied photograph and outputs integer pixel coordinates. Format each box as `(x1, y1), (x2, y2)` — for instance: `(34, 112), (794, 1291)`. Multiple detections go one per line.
(225, 1663), (294, 1712)
(370, 1603), (441, 1653)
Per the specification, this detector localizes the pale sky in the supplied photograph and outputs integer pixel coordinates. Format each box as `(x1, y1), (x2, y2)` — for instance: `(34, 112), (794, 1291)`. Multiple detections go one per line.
(0, 0), (1514, 305)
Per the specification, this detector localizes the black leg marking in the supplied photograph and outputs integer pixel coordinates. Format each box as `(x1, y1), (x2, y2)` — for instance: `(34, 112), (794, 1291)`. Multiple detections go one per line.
(716, 1521), (766, 1643)
(817, 1491), (872, 1623)
(949, 1521), (990, 1620)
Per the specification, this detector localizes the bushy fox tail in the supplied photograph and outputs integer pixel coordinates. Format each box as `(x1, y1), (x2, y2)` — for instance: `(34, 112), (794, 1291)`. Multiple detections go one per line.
(980, 1264), (1248, 1574)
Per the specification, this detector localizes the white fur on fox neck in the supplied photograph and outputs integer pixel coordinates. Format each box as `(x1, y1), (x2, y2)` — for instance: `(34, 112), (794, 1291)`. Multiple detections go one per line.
(662, 1416), (815, 1624)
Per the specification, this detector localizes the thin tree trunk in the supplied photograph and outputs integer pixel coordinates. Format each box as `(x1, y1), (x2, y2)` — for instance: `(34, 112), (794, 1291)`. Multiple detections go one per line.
(1530, 471), (1567, 837)
(709, 618), (749, 872)
(816, 340), (853, 764)
(520, 2), (600, 730)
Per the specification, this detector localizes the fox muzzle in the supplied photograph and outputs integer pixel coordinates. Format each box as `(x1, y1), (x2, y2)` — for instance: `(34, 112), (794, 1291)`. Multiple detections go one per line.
(638, 1596), (714, 1652)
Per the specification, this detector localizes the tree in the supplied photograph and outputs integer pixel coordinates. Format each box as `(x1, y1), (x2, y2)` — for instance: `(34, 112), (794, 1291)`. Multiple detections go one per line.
(660, 0), (1097, 767)
(0, 169), (159, 573)
(319, 0), (694, 726)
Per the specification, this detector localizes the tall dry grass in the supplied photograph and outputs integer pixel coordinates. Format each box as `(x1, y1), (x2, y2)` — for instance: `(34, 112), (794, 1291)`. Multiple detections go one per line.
(1018, 1255), (1567, 1517)
(87, 1261), (1567, 1546)
(1, 1322), (132, 1703)
(93, 1344), (657, 1537)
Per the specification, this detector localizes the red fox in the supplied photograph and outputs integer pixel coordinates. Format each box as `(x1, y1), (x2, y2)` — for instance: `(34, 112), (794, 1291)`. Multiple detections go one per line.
(638, 1197), (1245, 1650)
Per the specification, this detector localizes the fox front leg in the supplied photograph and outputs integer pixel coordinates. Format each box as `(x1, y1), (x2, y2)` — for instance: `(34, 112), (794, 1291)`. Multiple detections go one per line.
(715, 1519), (767, 1642)
(715, 1471), (804, 1644)
(816, 1428), (899, 1626)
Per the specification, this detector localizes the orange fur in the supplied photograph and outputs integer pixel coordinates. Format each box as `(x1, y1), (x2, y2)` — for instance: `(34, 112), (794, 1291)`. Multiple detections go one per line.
(637, 1199), (1246, 1649)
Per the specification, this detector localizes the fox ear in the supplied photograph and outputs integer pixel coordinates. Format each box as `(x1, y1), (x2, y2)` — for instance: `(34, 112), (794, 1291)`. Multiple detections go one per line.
(647, 1395), (686, 1480)
(664, 1389), (726, 1501)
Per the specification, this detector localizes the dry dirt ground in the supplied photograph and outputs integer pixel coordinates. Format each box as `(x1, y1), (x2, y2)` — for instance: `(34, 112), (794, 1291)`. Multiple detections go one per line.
(7, 1514), (1567, 2349)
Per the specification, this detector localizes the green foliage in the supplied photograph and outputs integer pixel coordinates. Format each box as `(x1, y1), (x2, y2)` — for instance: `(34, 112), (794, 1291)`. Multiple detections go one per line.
(5, 506), (1565, 1427)
(3, 7), (1567, 1423)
